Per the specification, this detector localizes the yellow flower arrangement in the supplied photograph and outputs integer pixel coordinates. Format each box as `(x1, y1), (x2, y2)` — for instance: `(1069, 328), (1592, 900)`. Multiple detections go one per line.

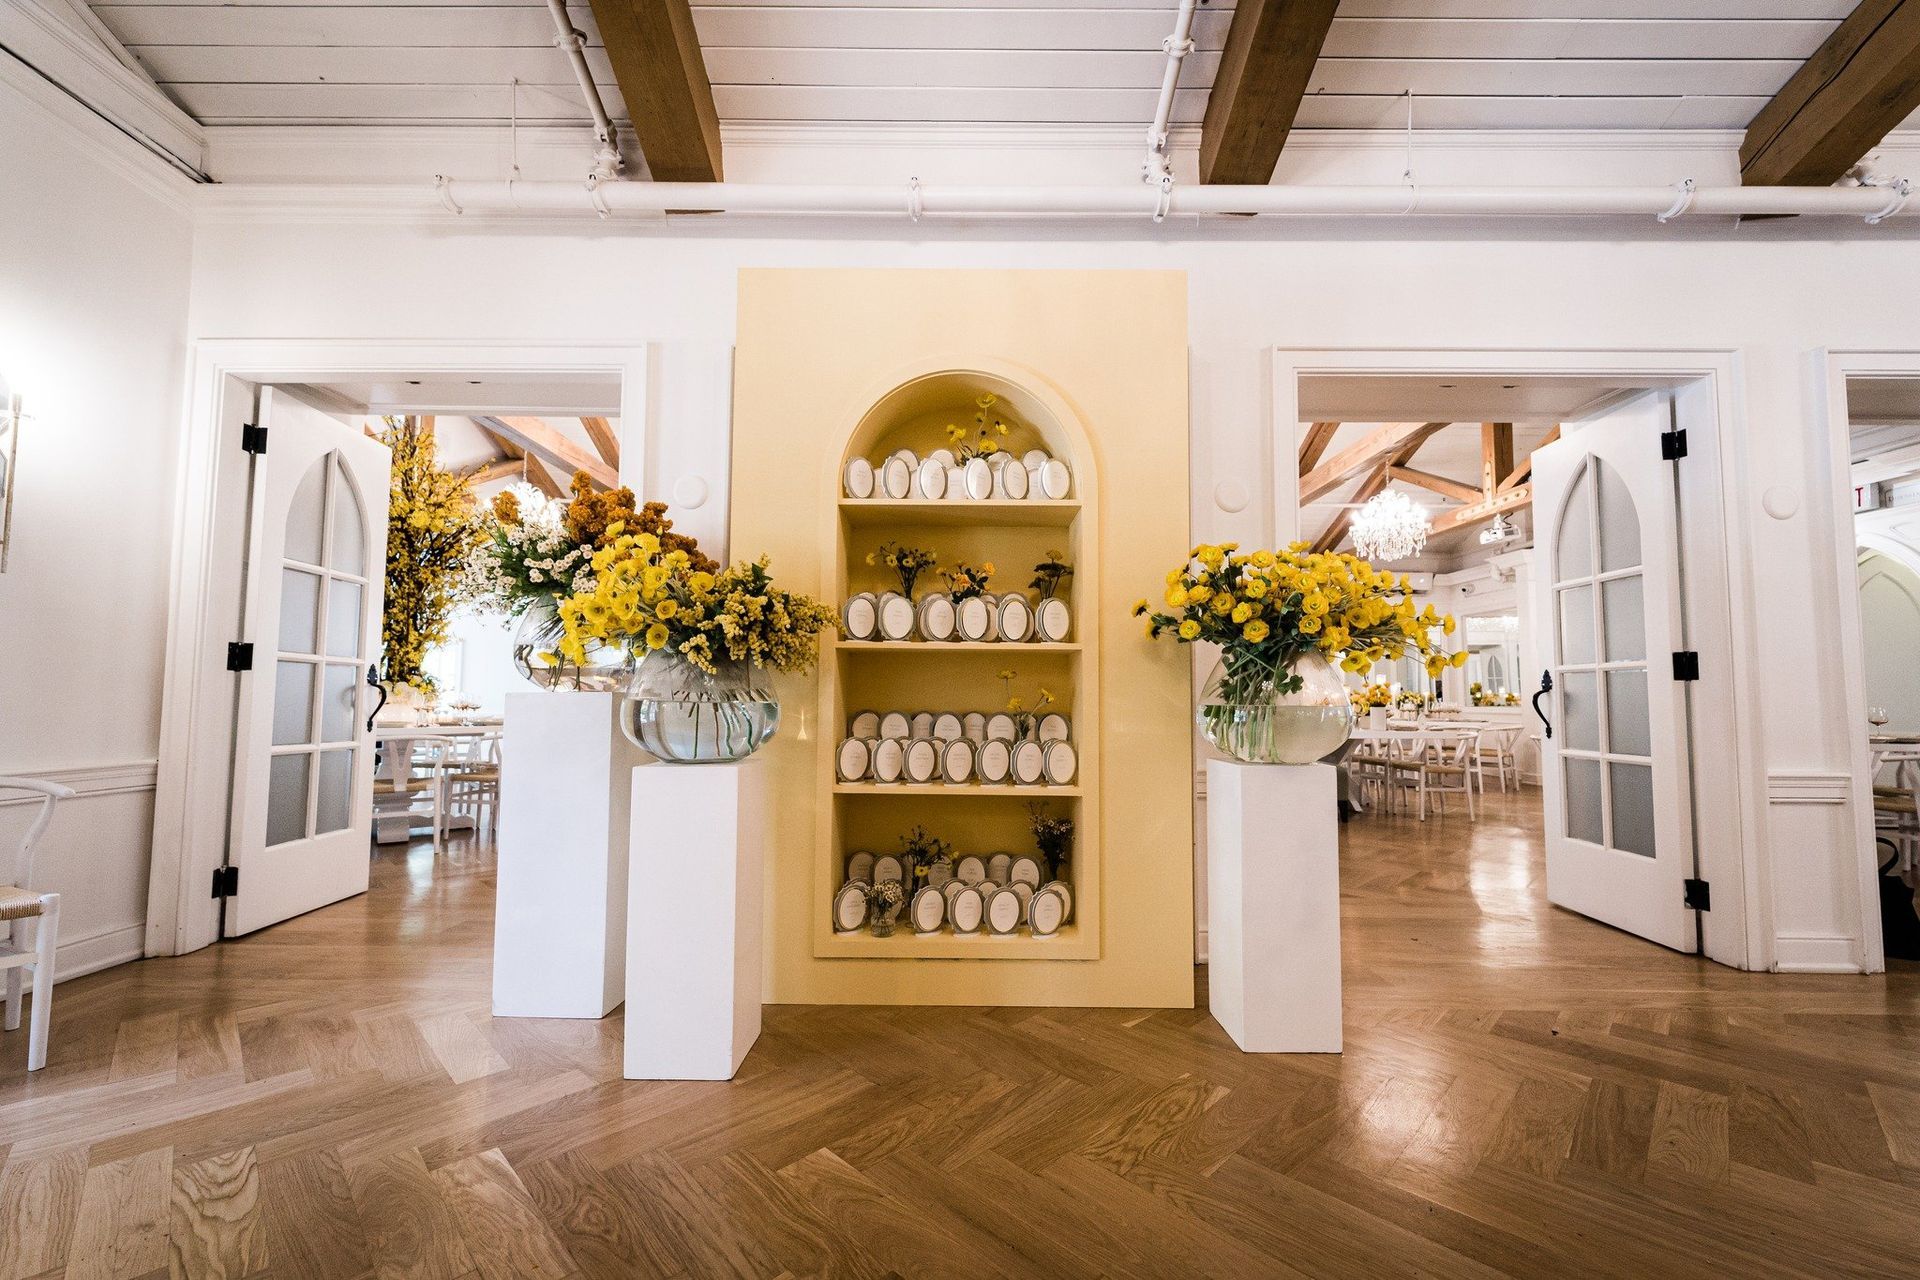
(380, 417), (482, 690)
(554, 525), (835, 678)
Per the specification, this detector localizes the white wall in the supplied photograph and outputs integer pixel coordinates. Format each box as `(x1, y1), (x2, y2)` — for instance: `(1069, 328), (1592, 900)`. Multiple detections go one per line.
(0, 69), (193, 976)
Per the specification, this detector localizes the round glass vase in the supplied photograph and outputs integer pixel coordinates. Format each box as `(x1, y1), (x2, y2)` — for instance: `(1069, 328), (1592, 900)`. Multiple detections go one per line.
(511, 599), (634, 692)
(1198, 648), (1355, 765)
(619, 648), (782, 764)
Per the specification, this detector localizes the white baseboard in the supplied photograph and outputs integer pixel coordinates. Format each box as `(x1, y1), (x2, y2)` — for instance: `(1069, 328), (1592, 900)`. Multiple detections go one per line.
(1194, 926), (1207, 965)
(10, 922), (146, 990)
(1772, 932), (1866, 973)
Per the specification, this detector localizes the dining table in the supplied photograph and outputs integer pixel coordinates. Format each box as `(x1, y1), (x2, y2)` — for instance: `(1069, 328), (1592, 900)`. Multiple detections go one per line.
(370, 720), (503, 844)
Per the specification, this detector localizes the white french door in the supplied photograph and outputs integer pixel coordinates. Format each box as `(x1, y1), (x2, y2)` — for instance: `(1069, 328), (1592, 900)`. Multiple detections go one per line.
(1533, 391), (1698, 952)
(226, 389), (389, 935)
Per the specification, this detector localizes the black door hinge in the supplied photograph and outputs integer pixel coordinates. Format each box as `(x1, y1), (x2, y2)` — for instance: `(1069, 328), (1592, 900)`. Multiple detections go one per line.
(226, 641), (254, 672)
(1672, 651), (1700, 681)
(240, 423), (268, 454)
(1683, 878), (1711, 911)
(1660, 428), (1688, 461)
(211, 865), (239, 899)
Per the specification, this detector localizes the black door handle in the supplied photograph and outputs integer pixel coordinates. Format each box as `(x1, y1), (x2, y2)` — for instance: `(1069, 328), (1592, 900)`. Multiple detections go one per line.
(1531, 669), (1554, 740)
(365, 664), (388, 733)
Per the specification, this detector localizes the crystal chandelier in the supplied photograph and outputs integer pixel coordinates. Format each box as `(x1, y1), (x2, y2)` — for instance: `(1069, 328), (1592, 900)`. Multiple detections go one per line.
(1350, 490), (1430, 562)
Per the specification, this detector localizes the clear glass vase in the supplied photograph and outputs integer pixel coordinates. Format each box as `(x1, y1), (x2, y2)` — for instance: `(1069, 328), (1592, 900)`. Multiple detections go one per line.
(1198, 648), (1354, 765)
(511, 599), (635, 692)
(619, 649), (782, 763)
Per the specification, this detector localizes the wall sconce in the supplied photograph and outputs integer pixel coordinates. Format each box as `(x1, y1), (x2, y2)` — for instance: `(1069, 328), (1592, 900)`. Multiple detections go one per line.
(0, 372), (20, 572)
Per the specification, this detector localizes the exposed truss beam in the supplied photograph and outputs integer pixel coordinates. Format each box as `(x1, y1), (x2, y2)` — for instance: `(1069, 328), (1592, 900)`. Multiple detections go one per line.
(477, 428), (564, 499)
(1387, 464), (1483, 505)
(1741, 0), (1920, 187)
(475, 416), (617, 490)
(1427, 484), (1533, 538)
(1497, 425), (1557, 494)
(580, 416), (621, 470)
(464, 458), (528, 488)
(1300, 423), (1445, 504)
(1200, 0), (1340, 184)
(1481, 423), (1513, 497)
(587, 0), (723, 182)
(1297, 421), (1340, 475)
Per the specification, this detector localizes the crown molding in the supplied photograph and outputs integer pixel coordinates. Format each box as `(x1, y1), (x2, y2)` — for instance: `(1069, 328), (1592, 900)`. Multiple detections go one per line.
(0, 48), (198, 212)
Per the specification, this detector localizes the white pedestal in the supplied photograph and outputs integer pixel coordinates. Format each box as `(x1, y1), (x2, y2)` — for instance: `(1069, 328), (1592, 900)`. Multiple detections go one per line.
(491, 692), (647, 1019)
(624, 760), (765, 1080)
(1206, 759), (1343, 1053)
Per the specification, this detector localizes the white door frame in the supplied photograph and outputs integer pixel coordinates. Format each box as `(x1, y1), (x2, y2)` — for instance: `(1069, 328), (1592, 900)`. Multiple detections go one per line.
(150, 339), (649, 956)
(1813, 349), (1920, 976)
(1271, 347), (1765, 970)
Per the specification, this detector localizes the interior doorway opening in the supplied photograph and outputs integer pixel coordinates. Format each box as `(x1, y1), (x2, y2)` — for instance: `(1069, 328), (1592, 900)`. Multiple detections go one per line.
(1281, 361), (1751, 968)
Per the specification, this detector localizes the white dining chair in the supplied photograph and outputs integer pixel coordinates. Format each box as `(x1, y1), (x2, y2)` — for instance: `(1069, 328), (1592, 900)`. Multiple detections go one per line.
(445, 733), (503, 840)
(1472, 726), (1521, 796)
(1, 777), (73, 1072)
(374, 738), (450, 853)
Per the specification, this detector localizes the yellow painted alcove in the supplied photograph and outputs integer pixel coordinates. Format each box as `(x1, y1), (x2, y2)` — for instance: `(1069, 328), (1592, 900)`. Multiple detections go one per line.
(732, 268), (1193, 1007)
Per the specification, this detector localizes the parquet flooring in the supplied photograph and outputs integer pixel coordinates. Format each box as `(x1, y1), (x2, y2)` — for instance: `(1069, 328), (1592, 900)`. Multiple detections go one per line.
(4, 789), (1918, 1278)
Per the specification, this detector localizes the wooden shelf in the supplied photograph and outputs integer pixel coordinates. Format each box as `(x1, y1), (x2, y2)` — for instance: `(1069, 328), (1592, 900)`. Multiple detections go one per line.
(817, 923), (1093, 960)
(833, 782), (1083, 798)
(834, 639), (1081, 654)
(839, 498), (1080, 529)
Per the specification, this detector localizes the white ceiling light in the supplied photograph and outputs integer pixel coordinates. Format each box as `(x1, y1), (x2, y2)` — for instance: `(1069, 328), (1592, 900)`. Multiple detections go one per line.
(1351, 490), (1430, 563)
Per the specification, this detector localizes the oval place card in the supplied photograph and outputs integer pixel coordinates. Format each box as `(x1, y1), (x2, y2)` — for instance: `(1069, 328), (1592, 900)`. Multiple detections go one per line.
(987, 852), (1012, 883)
(928, 448), (957, 471)
(1010, 855), (1043, 888)
(963, 457), (994, 500)
(918, 593), (957, 642)
(1042, 740), (1078, 786)
(1028, 884), (1067, 936)
(928, 857), (954, 889)
(962, 712), (987, 742)
(932, 712), (964, 742)
(849, 709), (882, 739)
(1022, 449), (1050, 469)
(843, 457), (875, 499)
(1035, 598), (1070, 643)
(911, 886), (946, 934)
(944, 463), (967, 502)
(1011, 881), (1035, 922)
(984, 713), (1018, 743)
(956, 855), (986, 885)
(977, 739), (1012, 784)
(873, 855), (904, 885)
(1039, 459), (1072, 500)
(950, 886), (985, 934)
(909, 711), (936, 739)
(877, 592), (916, 642)
(878, 711), (911, 740)
(996, 457), (1030, 500)
(1036, 712), (1069, 743)
(956, 595), (992, 642)
(941, 737), (975, 784)
(985, 887), (1023, 935)
(996, 595), (1033, 643)
(845, 852), (875, 883)
(904, 738), (940, 784)
(833, 884), (869, 933)
(916, 458), (947, 500)
(871, 737), (906, 783)
(842, 593), (878, 641)
(835, 737), (872, 782)
(941, 878), (966, 904)
(889, 448), (920, 466)
(1044, 879), (1073, 922)
(1012, 740), (1046, 786)
(880, 455), (913, 500)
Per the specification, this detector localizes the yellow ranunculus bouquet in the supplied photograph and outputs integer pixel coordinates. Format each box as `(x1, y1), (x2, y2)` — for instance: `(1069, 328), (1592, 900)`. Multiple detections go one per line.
(1137, 542), (1467, 762)
(555, 526), (836, 678)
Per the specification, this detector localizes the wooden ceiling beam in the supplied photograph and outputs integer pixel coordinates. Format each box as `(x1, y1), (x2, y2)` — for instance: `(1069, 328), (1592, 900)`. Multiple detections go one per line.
(477, 428), (565, 500)
(580, 416), (621, 470)
(463, 458), (527, 488)
(1200, 0), (1339, 185)
(1741, 0), (1920, 187)
(475, 415), (618, 490)
(588, 0), (723, 182)
(1297, 421), (1340, 475)
(1497, 425), (1557, 495)
(1300, 422), (1446, 504)
(1481, 423), (1514, 498)
(1427, 485), (1532, 538)
(1387, 464), (1483, 505)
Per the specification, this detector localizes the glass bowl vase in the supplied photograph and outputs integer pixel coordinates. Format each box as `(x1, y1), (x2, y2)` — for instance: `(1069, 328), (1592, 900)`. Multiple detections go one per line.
(619, 649), (782, 763)
(1198, 648), (1354, 765)
(511, 600), (635, 692)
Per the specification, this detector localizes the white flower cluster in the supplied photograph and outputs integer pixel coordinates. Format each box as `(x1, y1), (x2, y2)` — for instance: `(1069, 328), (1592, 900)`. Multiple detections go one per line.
(460, 483), (599, 616)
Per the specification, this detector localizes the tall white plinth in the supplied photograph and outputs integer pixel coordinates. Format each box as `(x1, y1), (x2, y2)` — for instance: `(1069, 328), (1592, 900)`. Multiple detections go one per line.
(492, 691), (647, 1019)
(1206, 759), (1343, 1053)
(625, 760), (765, 1080)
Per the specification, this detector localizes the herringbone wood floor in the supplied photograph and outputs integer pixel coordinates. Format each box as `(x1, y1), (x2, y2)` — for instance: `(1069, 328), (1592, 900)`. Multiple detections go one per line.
(3, 789), (1918, 1279)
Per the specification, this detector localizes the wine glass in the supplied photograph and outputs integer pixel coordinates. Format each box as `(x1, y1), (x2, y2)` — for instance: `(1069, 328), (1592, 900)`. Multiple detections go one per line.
(1869, 706), (1891, 731)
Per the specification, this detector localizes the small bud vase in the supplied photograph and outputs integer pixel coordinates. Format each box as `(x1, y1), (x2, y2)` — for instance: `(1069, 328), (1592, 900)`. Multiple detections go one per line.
(1198, 649), (1354, 765)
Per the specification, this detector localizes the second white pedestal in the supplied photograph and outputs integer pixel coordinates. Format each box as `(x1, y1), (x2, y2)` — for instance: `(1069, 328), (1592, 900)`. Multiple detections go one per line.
(1206, 759), (1343, 1053)
(625, 760), (765, 1080)
(492, 691), (647, 1019)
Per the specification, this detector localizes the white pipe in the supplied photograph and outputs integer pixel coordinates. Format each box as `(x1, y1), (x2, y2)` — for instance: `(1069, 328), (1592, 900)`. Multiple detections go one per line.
(543, 0), (622, 180)
(1144, 0), (1200, 187)
(434, 176), (1915, 222)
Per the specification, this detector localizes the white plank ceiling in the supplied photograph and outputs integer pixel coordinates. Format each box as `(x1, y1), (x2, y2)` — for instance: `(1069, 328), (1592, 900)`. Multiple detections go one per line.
(84, 0), (1919, 140)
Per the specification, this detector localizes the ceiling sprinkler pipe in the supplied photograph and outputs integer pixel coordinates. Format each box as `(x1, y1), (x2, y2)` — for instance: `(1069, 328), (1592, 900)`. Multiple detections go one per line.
(1144, 0), (1200, 186)
(543, 0), (623, 180)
